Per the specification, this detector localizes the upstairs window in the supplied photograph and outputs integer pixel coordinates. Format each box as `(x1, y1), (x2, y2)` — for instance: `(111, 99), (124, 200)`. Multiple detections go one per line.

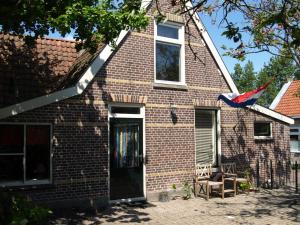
(254, 122), (272, 139)
(155, 22), (185, 84)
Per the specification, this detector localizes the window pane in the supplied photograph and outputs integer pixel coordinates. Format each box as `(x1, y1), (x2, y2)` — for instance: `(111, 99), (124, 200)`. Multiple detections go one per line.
(0, 124), (24, 153)
(111, 107), (140, 114)
(291, 135), (299, 141)
(0, 155), (23, 182)
(157, 24), (179, 39)
(254, 123), (271, 137)
(26, 125), (50, 181)
(156, 42), (180, 82)
(291, 141), (300, 152)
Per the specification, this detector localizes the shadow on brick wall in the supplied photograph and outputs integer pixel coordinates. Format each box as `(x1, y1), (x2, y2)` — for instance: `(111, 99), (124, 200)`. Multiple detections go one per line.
(221, 109), (290, 187)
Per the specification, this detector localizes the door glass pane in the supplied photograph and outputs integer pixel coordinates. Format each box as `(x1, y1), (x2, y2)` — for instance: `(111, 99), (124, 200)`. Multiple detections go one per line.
(111, 107), (140, 114)
(157, 24), (179, 39)
(0, 124), (24, 153)
(112, 124), (140, 169)
(26, 125), (50, 181)
(156, 42), (180, 82)
(0, 155), (23, 182)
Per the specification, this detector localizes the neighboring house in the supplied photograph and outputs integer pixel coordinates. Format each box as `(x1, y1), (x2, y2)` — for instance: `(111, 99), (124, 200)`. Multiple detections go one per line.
(270, 80), (300, 161)
(0, 1), (294, 207)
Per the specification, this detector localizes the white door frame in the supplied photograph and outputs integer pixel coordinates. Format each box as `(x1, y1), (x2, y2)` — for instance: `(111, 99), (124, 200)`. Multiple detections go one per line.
(108, 103), (146, 203)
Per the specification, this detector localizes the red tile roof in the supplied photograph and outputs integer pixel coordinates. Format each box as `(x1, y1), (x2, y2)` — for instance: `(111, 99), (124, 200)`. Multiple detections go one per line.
(275, 80), (300, 117)
(0, 33), (96, 108)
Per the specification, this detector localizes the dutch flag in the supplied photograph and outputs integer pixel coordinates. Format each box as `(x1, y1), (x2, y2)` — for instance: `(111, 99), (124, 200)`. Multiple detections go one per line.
(218, 80), (273, 108)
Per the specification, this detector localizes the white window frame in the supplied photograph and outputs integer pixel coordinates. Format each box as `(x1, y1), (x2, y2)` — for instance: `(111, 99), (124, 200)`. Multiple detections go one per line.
(254, 122), (273, 140)
(290, 126), (300, 153)
(0, 123), (52, 187)
(154, 21), (185, 85)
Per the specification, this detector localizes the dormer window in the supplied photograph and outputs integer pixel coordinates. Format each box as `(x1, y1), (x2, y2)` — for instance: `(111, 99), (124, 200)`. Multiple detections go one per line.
(155, 22), (185, 84)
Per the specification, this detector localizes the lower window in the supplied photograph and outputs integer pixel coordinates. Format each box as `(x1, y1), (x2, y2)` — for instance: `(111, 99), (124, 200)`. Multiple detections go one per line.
(195, 110), (218, 166)
(0, 124), (51, 185)
(291, 135), (300, 153)
(254, 122), (272, 139)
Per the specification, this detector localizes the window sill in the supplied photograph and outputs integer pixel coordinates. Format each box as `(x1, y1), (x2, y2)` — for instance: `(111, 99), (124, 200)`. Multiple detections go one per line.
(153, 82), (188, 91)
(254, 136), (273, 141)
(291, 151), (300, 154)
(0, 181), (54, 191)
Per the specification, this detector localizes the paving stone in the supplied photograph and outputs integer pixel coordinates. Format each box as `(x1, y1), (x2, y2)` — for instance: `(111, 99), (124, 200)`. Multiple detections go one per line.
(50, 188), (300, 224)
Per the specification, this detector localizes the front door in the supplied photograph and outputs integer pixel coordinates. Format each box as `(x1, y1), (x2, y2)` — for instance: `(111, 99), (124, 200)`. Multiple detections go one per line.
(109, 118), (143, 200)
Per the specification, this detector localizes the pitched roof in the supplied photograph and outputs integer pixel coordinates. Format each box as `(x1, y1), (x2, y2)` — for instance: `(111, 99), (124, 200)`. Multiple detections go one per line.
(57, 43), (105, 90)
(0, 33), (79, 107)
(0, 33), (105, 108)
(0, 1), (294, 124)
(273, 80), (300, 117)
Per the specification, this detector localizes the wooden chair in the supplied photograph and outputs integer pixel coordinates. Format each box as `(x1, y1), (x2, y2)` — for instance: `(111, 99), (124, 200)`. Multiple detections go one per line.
(221, 163), (247, 193)
(194, 164), (225, 200)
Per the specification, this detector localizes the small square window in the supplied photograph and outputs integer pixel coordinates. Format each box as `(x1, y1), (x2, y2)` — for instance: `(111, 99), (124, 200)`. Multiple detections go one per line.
(291, 135), (300, 152)
(291, 135), (299, 141)
(254, 122), (272, 139)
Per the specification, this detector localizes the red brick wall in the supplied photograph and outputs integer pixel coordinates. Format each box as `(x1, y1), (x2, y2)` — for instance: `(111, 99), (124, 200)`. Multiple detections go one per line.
(0, 0), (290, 203)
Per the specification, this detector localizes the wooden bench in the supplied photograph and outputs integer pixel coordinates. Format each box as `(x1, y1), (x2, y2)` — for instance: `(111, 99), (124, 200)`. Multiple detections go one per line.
(221, 163), (248, 193)
(194, 164), (224, 200)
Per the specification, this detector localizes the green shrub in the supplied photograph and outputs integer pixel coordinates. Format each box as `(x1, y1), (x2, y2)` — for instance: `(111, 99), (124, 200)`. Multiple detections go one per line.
(0, 192), (52, 225)
(239, 181), (251, 191)
(171, 184), (176, 191)
(182, 181), (193, 200)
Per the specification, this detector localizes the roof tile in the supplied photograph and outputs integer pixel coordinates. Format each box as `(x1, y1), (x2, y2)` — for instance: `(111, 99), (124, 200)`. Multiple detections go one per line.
(275, 80), (300, 116)
(0, 33), (79, 107)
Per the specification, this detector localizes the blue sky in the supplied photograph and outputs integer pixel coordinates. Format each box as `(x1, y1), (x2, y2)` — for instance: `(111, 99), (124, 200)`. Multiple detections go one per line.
(200, 13), (273, 74)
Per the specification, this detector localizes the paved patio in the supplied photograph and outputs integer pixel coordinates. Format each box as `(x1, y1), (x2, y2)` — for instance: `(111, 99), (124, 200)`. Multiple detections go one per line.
(50, 188), (300, 225)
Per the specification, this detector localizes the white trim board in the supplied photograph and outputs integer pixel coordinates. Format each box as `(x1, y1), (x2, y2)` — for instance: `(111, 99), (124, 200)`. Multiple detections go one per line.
(0, 0), (294, 124)
(249, 104), (294, 124)
(269, 81), (292, 110)
(0, 29), (128, 120)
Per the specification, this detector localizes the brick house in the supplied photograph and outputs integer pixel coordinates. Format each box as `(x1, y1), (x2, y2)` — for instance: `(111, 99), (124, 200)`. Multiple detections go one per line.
(0, 0), (294, 207)
(270, 80), (300, 161)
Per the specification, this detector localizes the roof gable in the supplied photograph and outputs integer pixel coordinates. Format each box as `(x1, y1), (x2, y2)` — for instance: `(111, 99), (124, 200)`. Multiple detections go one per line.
(272, 80), (300, 117)
(0, 1), (294, 124)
